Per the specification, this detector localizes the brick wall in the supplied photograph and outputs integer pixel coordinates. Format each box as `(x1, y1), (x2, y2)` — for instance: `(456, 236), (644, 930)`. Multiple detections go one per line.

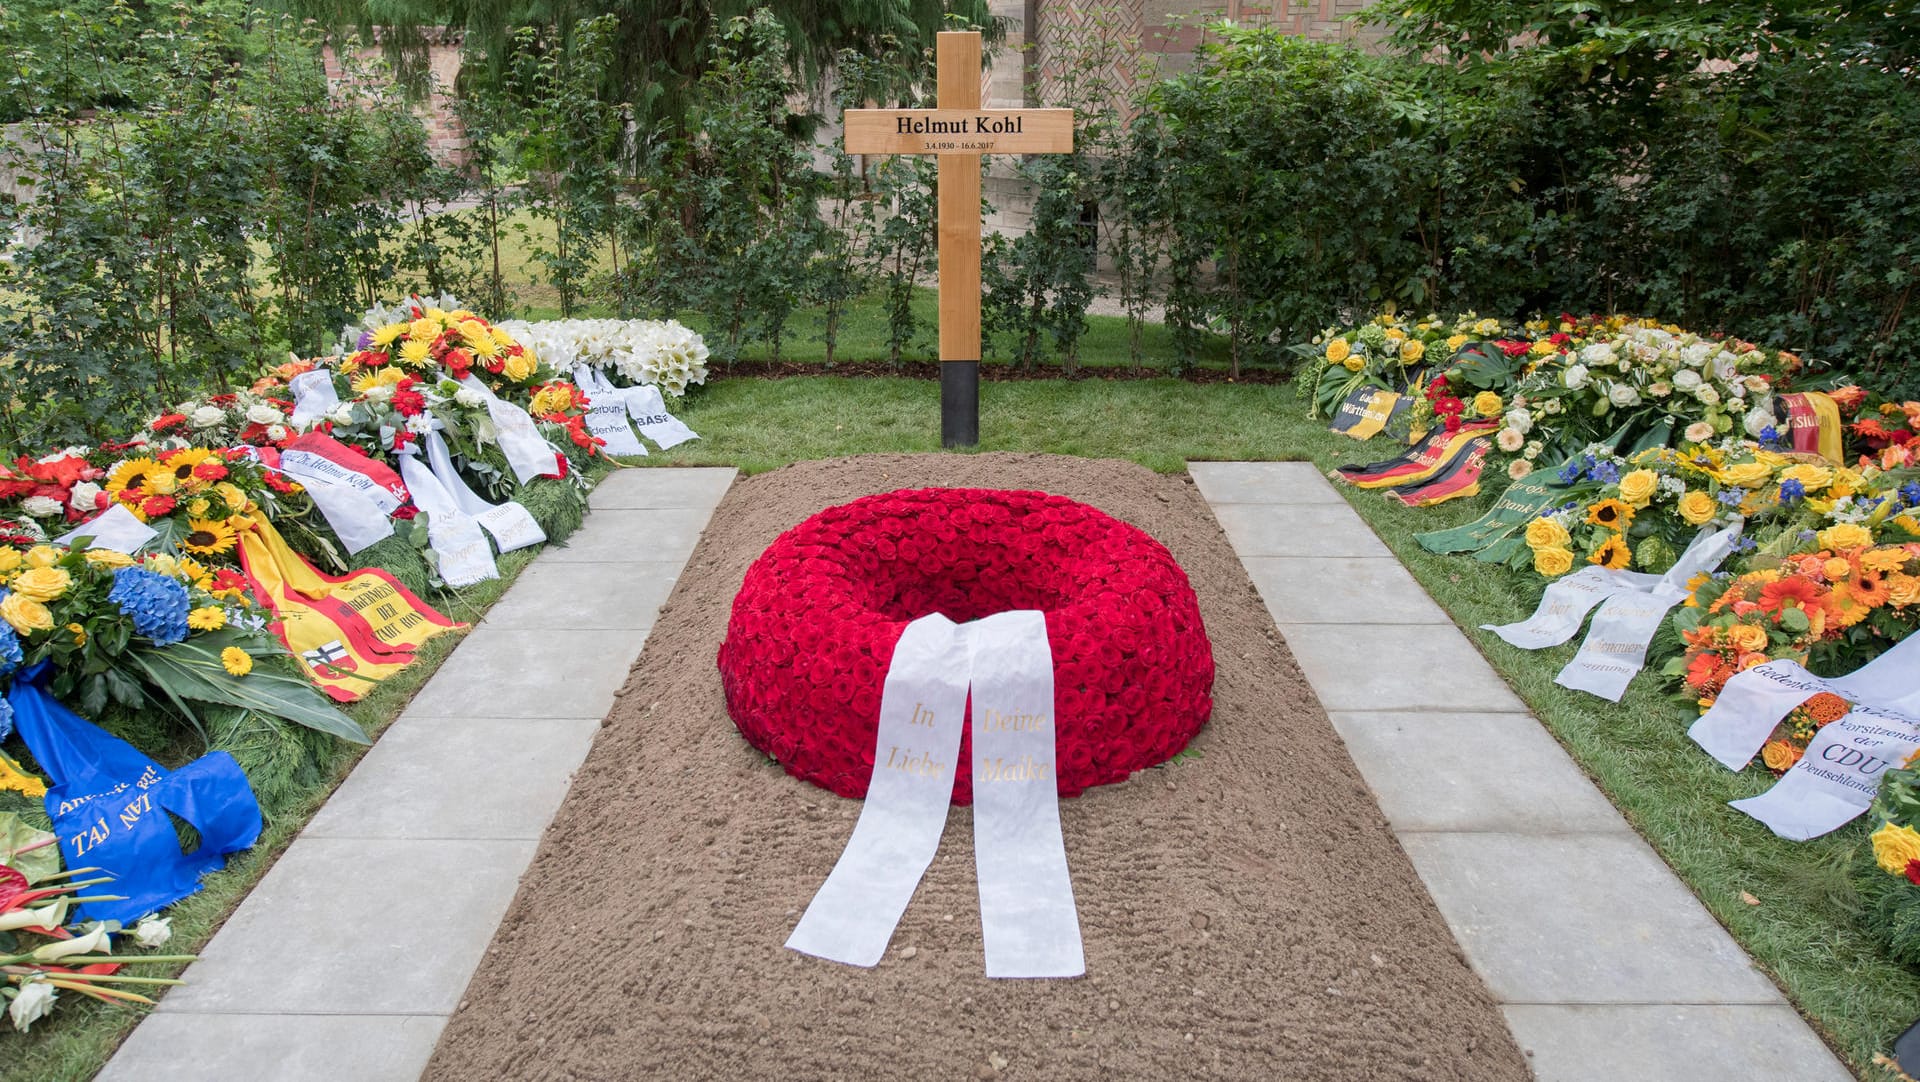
(321, 30), (470, 167)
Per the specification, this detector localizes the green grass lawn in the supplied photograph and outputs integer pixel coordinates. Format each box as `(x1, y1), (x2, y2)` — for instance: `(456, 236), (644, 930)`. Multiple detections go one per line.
(10, 296), (1910, 1081)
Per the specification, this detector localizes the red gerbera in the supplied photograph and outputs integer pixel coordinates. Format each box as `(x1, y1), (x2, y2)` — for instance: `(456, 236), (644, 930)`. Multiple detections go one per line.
(1757, 576), (1824, 614)
(151, 412), (188, 433)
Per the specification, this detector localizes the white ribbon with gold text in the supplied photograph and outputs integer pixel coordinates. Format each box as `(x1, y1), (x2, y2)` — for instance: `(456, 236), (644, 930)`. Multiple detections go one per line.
(786, 614), (970, 967)
(968, 610), (1084, 978)
(1728, 703), (1920, 840)
(1689, 633), (1920, 771)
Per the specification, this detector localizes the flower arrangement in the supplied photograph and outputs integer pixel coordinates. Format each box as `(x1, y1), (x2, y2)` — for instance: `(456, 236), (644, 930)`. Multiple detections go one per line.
(1301, 310), (1504, 423)
(1854, 762), (1920, 967)
(497, 318), (711, 397)
(151, 390), (301, 451)
(718, 488), (1214, 804)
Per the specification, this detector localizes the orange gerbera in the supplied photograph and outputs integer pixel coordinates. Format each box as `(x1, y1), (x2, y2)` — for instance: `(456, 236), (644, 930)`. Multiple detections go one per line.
(1586, 499), (1635, 530)
(1851, 565), (1892, 608)
(1805, 692), (1851, 725)
(1862, 547), (1911, 574)
(1757, 576), (1825, 614)
(1686, 650), (1732, 691)
(1829, 581), (1875, 628)
(1589, 534), (1632, 569)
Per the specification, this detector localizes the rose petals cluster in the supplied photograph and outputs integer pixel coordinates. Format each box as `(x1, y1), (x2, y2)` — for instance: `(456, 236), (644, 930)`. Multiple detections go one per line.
(717, 488), (1215, 804)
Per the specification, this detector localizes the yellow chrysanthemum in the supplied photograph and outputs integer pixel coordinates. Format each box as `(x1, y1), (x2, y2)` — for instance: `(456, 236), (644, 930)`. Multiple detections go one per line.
(221, 647), (253, 676)
(1872, 821), (1920, 875)
(187, 606), (227, 631)
(489, 327), (516, 349)
(371, 323), (408, 348)
(398, 339), (435, 367)
(351, 367), (409, 394)
(181, 517), (238, 557)
(105, 457), (161, 500)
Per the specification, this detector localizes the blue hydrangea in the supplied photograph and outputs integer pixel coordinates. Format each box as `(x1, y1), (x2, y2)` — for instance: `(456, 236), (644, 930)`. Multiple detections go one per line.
(0, 612), (21, 678)
(1718, 488), (1747, 507)
(1591, 460), (1621, 485)
(108, 567), (191, 646)
(1779, 479), (1805, 504)
(0, 696), (12, 744)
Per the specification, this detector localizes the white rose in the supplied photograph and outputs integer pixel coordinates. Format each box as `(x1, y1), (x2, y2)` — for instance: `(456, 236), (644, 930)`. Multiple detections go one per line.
(1503, 408), (1533, 435)
(454, 387), (486, 408)
(1673, 369), (1702, 392)
(363, 384), (394, 404)
(1496, 427), (1525, 452)
(1681, 342), (1711, 367)
(20, 495), (63, 518)
(132, 916), (172, 949)
(245, 403), (284, 426)
(1608, 383), (1641, 408)
(191, 405), (227, 429)
(68, 481), (103, 512)
(8, 978), (55, 1032)
(1685, 421), (1716, 443)
(1579, 344), (1615, 366)
(1563, 364), (1591, 390)
(327, 406), (356, 426)
(1695, 385), (1720, 406)
(1744, 407), (1776, 438)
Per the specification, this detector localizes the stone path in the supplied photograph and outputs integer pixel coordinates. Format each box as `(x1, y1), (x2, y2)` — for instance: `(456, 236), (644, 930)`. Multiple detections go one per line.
(1187, 461), (1852, 1082)
(97, 467), (738, 1082)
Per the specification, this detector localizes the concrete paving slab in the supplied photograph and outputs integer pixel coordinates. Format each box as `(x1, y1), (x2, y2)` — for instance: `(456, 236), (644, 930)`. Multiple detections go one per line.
(541, 508), (710, 564)
(157, 838), (536, 1016)
(99, 1013), (447, 1082)
(587, 466), (736, 510)
(1209, 502), (1392, 558)
(1328, 711), (1627, 833)
(1243, 556), (1451, 625)
(1276, 623), (1527, 713)
(304, 716), (599, 840)
(1186, 461), (1344, 505)
(481, 560), (681, 630)
(1401, 832), (1784, 1005)
(1502, 1004), (1852, 1082)
(403, 626), (650, 720)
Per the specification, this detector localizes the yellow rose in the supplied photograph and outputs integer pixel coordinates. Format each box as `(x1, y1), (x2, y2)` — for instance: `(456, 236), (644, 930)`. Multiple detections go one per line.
(407, 316), (441, 343)
(65, 622), (86, 646)
(24, 545), (60, 569)
(1832, 467), (1865, 498)
(1888, 573), (1920, 608)
(9, 567), (71, 603)
(1524, 517), (1571, 551)
(0, 548), (20, 574)
(0, 592), (54, 635)
(1779, 463), (1832, 491)
(215, 482), (253, 514)
(1720, 462), (1772, 488)
(1727, 624), (1770, 653)
(1325, 338), (1351, 364)
(1817, 523), (1873, 552)
(1872, 821), (1920, 875)
(1473, 391), (1503, 418)
(1385, 327), (1407, 342)
(147, 470), (178, 496)
(1617, 469), (1659, 507)
(501, 351), (538, 382)
(1446, 334), (1469, 352)
(1677, 490), (1718, 526)
(1343, 355), (1365, 373)
(1824, 557), (1852, 582)
(83, 549), (135, 569)
(1400, 339), (1426, 363)
(1533, 546), (1575, 578)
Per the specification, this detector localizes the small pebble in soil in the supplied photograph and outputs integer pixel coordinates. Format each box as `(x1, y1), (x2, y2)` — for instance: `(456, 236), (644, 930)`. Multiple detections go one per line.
(899, 946), (919, 959)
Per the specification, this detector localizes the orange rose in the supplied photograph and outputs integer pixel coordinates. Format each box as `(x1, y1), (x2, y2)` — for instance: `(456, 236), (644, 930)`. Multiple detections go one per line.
(1727, 624), (1770, 653)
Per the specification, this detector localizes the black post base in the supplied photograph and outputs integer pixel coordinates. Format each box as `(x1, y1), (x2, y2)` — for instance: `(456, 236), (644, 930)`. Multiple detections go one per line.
(941, 360), (980, 448)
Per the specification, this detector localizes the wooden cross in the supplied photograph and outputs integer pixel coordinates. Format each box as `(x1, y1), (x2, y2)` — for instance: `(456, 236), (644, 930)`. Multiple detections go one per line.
(843, 31), (1074, 448)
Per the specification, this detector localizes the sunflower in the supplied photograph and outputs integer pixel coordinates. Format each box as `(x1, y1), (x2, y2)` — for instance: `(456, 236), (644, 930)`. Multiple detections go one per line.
(181, 516), (238, 556)
(1589, 534), (1632, 570)
(161, 448), (215, 488)
(1586, 498), (1635, 530)
(105, 457), (162, 501)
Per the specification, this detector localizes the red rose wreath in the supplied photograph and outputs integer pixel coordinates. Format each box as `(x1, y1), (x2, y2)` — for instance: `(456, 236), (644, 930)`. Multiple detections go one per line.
(717, 488), (1215, 804)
